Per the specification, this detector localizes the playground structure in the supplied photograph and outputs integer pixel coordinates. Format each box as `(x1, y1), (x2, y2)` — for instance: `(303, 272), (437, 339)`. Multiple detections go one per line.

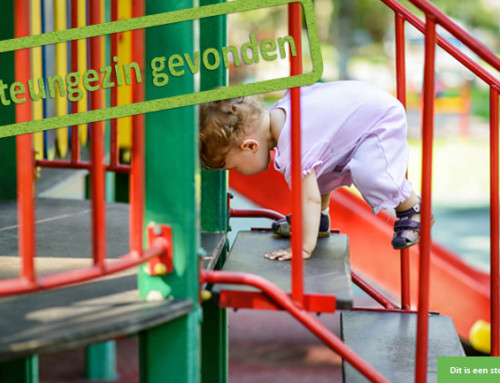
(0, 1), (498, 383)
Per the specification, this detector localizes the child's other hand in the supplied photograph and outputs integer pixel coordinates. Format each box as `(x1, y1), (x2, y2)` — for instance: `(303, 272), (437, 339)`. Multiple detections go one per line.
(265, 248), (311, 261)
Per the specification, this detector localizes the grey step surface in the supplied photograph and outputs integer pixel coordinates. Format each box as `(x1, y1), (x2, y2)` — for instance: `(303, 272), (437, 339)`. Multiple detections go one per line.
(213, 230), (353, 308)
(0, 272), (192, 362)
(0, 198), (201, 361)
(201, 232), (226, 271)
(341, 310), (465, 383)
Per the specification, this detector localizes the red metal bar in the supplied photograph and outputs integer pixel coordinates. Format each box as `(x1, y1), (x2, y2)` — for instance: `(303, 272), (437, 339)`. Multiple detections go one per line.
(380, 0), (499, 87)
(70, 0), (80, 164)
(130, 0), (145, 254)
(110, 0), (119, 168)
(36, 159), (130, 173)
(351, 270), (398, 310)
(217, 290), (336, 313)
(394, 13), (407, 107)
(0, 243), (166, 297)
(88, 0), (106, 269)
(202, 270), (389, 383)
(490, 86), (500, 356)
(408, 0), (500, 73)
(415, 15), (436, 383)
(230, 208), (285, 221)
(15, 0), (36, 284)
(394, 12), (411, 311)
(288, 1), (304, 305)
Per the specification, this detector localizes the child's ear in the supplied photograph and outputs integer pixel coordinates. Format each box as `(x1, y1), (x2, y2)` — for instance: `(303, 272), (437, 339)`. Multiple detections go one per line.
(240, 139), (259, 153)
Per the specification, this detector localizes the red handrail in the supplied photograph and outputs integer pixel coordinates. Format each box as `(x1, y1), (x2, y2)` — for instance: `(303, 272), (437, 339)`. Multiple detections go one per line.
(130, 0), (145, 255)
(88, 0), (107, 269)
(414, 14), (436, 383)
(381, 0), (499, 87)
(202, 270), (390, 383)
(15, 0), (35, 285)
(230, 208), (286, 221)
(394, 12), (412, 311)
(289, 2), (304, 305)
(383, 0), (500, 376)
(408, 0), (500, 73)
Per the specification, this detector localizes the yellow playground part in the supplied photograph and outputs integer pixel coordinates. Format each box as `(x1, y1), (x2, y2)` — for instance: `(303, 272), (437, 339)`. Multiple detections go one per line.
(470, 319), (492, 354)
(31, 0), (135, 161)
(54, 0), (68, 158)
(76, 0), (88, 146)
(116, 0), (133, 160)
(31, 0), (44, 160)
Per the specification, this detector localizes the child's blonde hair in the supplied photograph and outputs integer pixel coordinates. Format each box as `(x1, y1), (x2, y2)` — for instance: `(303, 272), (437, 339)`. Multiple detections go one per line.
(199, 96), (266, 169)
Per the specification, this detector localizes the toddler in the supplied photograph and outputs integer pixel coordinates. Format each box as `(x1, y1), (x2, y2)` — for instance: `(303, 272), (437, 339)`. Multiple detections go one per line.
(199, 81), (422, 261)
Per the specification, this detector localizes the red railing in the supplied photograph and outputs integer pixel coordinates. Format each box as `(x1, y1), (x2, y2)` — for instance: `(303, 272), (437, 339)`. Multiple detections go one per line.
(4, 0), (499, 381)
(0, 0), (163, 297)
(223, 1), (500, 382)
(382, 0), (500, 380)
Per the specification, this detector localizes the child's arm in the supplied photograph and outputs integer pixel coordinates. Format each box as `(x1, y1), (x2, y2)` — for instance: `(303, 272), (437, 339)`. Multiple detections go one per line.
(265, 170), (321, 261)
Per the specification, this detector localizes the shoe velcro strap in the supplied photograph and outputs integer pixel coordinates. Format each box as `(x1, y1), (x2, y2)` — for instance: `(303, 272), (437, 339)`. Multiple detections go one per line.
(394, 218), (420, 232)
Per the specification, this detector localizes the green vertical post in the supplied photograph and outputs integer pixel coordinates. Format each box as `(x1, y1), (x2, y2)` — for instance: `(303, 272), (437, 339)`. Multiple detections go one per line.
(199, 2), (229, 383)
(200, 0), (228, 234)
(0, 356), (39, 383)
(0, 0), (16, 201)
(139, 1), (199, 383)
(85, 342), (118, 381)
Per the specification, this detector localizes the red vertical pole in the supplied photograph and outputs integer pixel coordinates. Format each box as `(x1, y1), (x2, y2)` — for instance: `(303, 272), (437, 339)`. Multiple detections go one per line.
(395, 13), (411, 311)
(88, 0), (106, 269)
(15, 0), (36, 284)
(490, 86), (500, 356)
(130, 0), (145, 254)
(415, 15), (436, 383)
(289, 2), (303, 304)
(395, 13), (407, 108)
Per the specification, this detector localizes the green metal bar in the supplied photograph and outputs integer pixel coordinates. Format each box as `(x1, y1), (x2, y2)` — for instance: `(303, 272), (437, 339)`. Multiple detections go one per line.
(139, 0), (199, 382)
(0, 356), (39, 383)
(0, 0), (16, 201)
(199, 2), (228, 382)
(85, 342), (118, 381)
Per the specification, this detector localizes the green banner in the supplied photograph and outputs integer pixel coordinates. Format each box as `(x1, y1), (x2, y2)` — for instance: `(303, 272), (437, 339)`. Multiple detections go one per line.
(438, 357), (500, 382)
(0, 0), (323, 139)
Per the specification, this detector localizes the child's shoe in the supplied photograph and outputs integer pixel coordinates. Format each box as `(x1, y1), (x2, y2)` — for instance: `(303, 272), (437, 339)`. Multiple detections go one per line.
(271, 212), (331, 237)
(392, 202), (433, 249)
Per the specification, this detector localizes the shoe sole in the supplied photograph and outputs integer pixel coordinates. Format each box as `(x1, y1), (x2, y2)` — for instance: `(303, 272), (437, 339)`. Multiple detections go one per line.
(273, 230), (331, 238)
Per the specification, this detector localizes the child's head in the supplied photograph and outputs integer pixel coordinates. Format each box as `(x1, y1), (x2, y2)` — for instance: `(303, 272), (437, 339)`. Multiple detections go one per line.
(199, 96), (267, 171)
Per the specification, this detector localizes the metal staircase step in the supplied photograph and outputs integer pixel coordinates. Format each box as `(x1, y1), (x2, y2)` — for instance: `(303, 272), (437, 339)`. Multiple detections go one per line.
(341, 310), (465, 382)
(0, 198), (197, 361)
(212, 230), (353, 310)
(0, 272), (192, 362)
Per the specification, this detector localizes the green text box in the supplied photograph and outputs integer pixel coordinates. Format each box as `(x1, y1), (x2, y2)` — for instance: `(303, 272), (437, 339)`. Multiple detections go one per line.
(0, 0), (322, 139)
(438, 357), (500, 383)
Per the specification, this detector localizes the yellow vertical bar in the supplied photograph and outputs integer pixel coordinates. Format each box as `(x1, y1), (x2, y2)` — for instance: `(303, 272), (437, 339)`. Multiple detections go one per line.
(77, 0), (88, 145)
(117, 0), (132, 158)
(54, 0), (68, 157)
(31, 0), (44, 160)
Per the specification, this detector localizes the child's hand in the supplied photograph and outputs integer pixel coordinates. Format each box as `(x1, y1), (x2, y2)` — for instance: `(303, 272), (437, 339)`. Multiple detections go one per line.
(265, 248), (311, 261)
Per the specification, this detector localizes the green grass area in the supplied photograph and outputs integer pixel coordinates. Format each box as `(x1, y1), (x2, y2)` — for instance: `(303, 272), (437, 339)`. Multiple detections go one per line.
(470, 84), (491, 121)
